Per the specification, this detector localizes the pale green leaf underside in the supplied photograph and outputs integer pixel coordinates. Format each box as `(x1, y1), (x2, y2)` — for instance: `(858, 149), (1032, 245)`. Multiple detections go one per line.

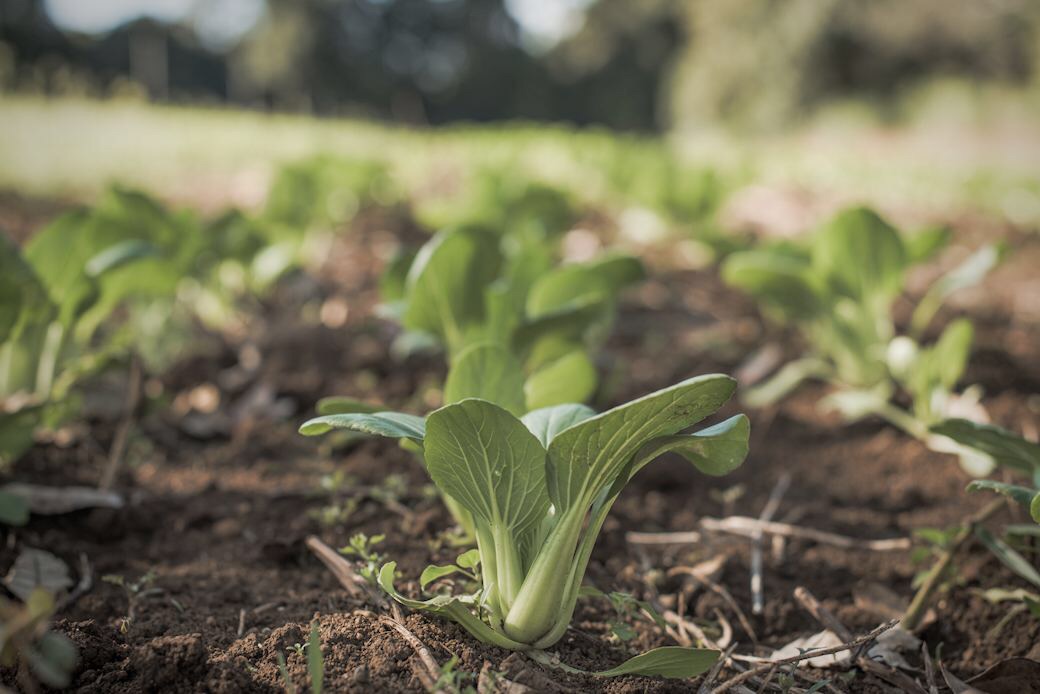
(931, 419), (1040, 474)
(298, 411), (426, 442)
(521, 403), (596, 448)
(547, 374), (736, 511)
(975, 526), (1040, 589)
(444, 342), (526, 416)
(424, 399), (550, 533)
(594, 646), (719, 678)
(966, 480), (1036, 510)
(631, 414), (750, 480)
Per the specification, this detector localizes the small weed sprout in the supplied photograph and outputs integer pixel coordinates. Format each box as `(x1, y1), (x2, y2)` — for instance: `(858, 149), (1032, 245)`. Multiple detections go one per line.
(102, 570), (160, 634)
(338, 533), (386, 587)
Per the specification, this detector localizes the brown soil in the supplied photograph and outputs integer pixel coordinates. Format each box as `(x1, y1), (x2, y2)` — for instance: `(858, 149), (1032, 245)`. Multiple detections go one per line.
(2, 194), (1039, 693)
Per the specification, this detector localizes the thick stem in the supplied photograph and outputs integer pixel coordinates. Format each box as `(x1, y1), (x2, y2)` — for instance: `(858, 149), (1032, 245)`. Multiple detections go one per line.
(474, 524), (503, 618)
(493, 525), (523, 611)
(503, 508), (584, 644)
(35, 322), (64, 398)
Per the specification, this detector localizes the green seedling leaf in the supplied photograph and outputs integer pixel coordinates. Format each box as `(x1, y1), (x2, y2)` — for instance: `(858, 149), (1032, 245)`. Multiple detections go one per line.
(966, 480), (1037, 510)
(379, 248), (417, 302)
(931, 420), (1040, 474)
(26, 631), (77, 689)
(299, 412), (425, 442)
(444, 343), (526, 415)
(593, 646), (719, 678)
(513, 296), (606, 356)
(420, 564), (464, 588)
(975, 526), (1040, 589)
(307, 620), (323, 694)
(625, 414), (750, 481)
(404, 228), (501, 349)
(930, 319), (973, 390)
(721, 250), (822, 321)
(524, 350), (597, 411)
(812, 207), (907, 302)
(456, 549), (480, 570)
(905, 225), (951, 263)
(84, 239), (159, 277)
(0, 490), (30, 526)
(548, 374), (736, 512)
(584, 254), (646, 292)
(1032, 492), (1040, 524)
(3, 548), (74, 602)
(425, 400), (549, 534)
(521, 404), (596, 448)
(911, 244), (1003, 335)
(315, 397), (382, 416)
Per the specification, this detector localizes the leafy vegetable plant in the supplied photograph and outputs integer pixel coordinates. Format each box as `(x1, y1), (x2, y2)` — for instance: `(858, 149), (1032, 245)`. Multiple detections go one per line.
(933, 419), (1040, 524)
(722, 206), (1000, 471)
(301, 374), (748, 675)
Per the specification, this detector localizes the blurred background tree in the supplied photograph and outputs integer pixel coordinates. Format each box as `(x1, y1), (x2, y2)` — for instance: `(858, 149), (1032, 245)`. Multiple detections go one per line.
(1, 0), (1038, 132)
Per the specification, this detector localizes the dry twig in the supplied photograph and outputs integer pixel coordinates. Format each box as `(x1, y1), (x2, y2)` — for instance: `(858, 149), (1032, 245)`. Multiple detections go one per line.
(305, 535), (385, 605)
(751, 474), (790, 616)
(710, 619), (899, 694)
(378, 614), (443, 691)
(700, 516), (911, 551)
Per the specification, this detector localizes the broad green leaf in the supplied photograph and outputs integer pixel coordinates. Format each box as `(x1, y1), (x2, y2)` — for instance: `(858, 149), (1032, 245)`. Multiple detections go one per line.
(931, 420), (1040, 474)
(812, 207), (907, 302)
(905, 225), (951, 263)
(377, 562), (527, 650)
(911, 244), (1003, 335)
(83, 239), (159, 277)
(424, 400), (549, 533)
(721, 250), (822, 321)
(966, 480), (1037, 509)
(547, 374), (737, 511)
(975, 526), (1040, 589)
(524, 350), (597, 411)
(420, 564), (463, 588)
(298, 412), (425, 442)
(627, 414), (750, 480)
(403, 229), (501, 348)
(584, 254), (646, 292)
(315, 397), (382, 416)
(521, 404), (596, 448)
(379, 248), (417, 302)
(26, 632), (77, 689)
(0, 234), (51, 343)
(456, 549), (480, 569)
(930, 319), (973, 389)
(444, 343), (526, 416)
(594, 646), (719, 678)
(0, 406), (45, 467)
(513, 300), (604, 361)
(526, 264), (609, 319)
(1033, 492), (1040, 524)
(0, 490), (29, 526)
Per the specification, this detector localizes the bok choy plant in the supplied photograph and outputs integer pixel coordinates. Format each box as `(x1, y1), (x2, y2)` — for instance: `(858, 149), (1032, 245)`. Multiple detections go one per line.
(722, 206), (1001, 472)
(301, 374), (748, 669)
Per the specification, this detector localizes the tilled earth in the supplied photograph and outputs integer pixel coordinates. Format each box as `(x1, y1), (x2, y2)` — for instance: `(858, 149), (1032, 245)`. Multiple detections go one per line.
(2, 198), (1040, 692)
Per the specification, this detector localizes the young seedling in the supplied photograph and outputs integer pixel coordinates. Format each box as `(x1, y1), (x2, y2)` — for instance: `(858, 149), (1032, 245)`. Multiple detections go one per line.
(102, 570), (161, 635)
(276, 619), (324, 694)
(722, 206), (1001, 472)
(0, 588), (78, 691)
(301, 374), (748, 677)
(338, 533), (386, 588)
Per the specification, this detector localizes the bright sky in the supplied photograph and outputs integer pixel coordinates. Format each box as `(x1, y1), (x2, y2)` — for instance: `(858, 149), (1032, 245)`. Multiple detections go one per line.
(44, 0), (591, 49)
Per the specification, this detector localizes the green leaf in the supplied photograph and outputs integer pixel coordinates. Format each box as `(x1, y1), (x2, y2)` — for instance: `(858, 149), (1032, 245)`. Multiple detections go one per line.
(379, 248), (417, 302)
(930, 319), (973, 390)
(975, 526), (1040, 589)
(3, 548), (73, 602)
(524, 350), (597, 411)
(721, 250), (822, 322)
(456, 549), (481, 570)
(966, 480), (1037, 510)
(513, 297), (606, 357)
(84, 239), (159, 277)
(299, 412), (425, 442)
(315, 397), (382, 416)
(403, 229), (502, 348)
(26, 632), (77, 689)
(420, 564), (463, 588)
(307, 620), (324, 694)
(1032, 492), (1040, 524)
(905, 225), (951, 263)
(0, 490), (29, 526)
(627, 414), (750, 480)
(812, 207), (907, 302)
(547, 374), (737, 511)
(521, 403), (596, 448)
(594, 646), (719, 679)
(424, 400), (549, 533)
(526, 264), (610, 319)
(911, 244), (1002, 335)
(584, 254), (646, 292)
(444, 342), (526, 416)
(931, 420), (1040, 474)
